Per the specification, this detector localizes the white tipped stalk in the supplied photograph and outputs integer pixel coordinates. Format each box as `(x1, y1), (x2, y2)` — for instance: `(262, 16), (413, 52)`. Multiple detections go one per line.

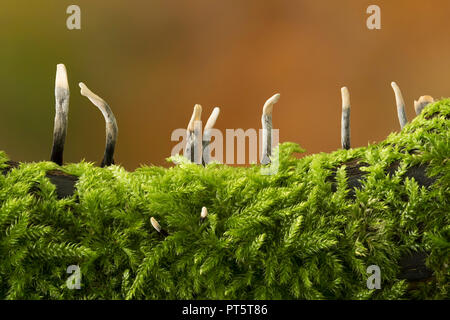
(55, 64), (69, 90)
(341, 87), (351, 150)
(262, 93), (281, 116)
(79, 82), (118, 167)
(204, 107), (220, 132)
(202, 107), (220, 165)
(261, 93), (280, 165)
(391, 82), (408, 129)
(51, 64), (70, 165)
(201, 206), (208, 220)
(414, 95), (434, 116)
(184, 104), (202, 164)
(150, 217), (168, 237)
(150, 217), (161, 232)
(187, 104), (202, 132)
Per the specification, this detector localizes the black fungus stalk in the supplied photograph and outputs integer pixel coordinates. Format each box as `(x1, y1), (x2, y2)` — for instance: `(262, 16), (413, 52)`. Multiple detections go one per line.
(150, 217), (169, 238)
(391, 82), (408, 129)
(79, 82), (118, 167)
(341, 87), (351, 150)
(184, 104), (202, 164)
(50, 64), (70, 165)
(261, 93), (280, 165)
(202, 107), (220, 165)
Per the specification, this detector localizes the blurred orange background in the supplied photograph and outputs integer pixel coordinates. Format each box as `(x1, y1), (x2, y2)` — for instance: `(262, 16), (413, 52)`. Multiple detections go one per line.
(0, 1), (449, 170)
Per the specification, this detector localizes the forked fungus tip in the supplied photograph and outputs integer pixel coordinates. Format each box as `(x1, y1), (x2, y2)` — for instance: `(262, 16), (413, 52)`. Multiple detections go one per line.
(188, 104), (203, 132)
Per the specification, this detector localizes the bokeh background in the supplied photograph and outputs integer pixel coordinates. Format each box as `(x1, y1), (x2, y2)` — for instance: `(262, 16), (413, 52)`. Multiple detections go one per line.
(0, 0), (449, 170)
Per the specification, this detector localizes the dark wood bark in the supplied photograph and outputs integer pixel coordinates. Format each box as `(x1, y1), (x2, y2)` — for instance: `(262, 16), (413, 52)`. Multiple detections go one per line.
(328, 158), (437, 198)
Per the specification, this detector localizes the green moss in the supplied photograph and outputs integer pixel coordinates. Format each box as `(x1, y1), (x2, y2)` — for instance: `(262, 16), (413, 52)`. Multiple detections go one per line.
(0, 100), (448, 300)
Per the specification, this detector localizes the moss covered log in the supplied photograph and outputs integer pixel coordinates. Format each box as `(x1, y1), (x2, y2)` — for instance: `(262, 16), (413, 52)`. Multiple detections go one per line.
(0, 100), (448, 300)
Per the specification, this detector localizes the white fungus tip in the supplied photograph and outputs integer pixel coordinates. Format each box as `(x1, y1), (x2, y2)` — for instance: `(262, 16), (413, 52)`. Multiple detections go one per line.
(79, 82), (106, 107)
(188, 104), (203, 131)
(418, 95), (434, 103)
(78, 82), (89, 96)
(262, 93), (281, 115)
(391, 81), (405, 107)
(55, 64), (69, 90)
(204, 107), (220, 131)
(150, 217), (161, 233)
(414, 95), (434, 115)
(201, 207), (208, 219)
(341, 87), (350, 110)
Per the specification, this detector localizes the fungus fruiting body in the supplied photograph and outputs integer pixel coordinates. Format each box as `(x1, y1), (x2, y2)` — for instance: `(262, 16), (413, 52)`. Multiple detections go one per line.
(261, 93), (280, 165)
(200, 206), (208, 223)
(414, 95), (434, 115)
(340, 86), (351, 150)
(150, 217), (169, 237)
(184, 104), (202, 164)
(202, 107), (220, 165)
(391, 82), (408, 129)
(50, 64), (70, 165)
(79, 82), (118, 167)
(0, 64), (447, 300)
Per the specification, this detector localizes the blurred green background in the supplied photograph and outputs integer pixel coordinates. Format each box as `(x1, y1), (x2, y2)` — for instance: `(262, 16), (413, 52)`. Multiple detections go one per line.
(1, 1), (449, 170)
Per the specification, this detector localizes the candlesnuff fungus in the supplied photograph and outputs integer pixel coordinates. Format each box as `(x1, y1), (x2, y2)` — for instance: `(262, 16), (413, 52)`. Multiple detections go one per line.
(184, 104), (202, 164)
(340, 86), (351, 150)
(0, 68), (448, 299)
(414, 95), (434, 115)
(79, 82), (118, 167)
(391, 82), (408, 129)
(150, 216), (161, 232)
(202, 107), (220, 165)
(150, 217), (169, 237)
(261, 93), (280, 165)
(200, 206), (208, 222)
(50, 64), (70, 165)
